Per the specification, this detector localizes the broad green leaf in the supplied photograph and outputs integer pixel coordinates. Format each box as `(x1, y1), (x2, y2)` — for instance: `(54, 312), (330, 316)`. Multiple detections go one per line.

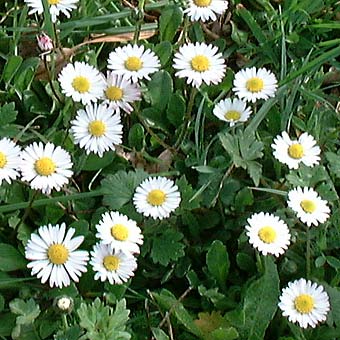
(152, 289), (202, 337)
(148, 70), (173, 111)
(206, 240), (229, 288)
(167, 92), (185, 127)
(101, 169), (148, 210)
(128, 123), (145, 151)
(151, 228), (185, 266)
(241, 257), (279, 340)
(323, 284), (340, 327)
(159, 5), (183, 42)
(82, 152), (116, 171)
(2, 56), (23, 85)
(151, 327), (170, 340)
(231, 21), (248, 45)
(211, 327), (239, 340)
(0, 243), (27, 272)
(154, 41), (173, 67)
(0, 313), (16, 336)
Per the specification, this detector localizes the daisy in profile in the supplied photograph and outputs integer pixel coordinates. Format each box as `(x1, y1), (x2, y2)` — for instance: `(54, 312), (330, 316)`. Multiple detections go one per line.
(184, 0), (229, 22)
(213, 98), (252, 127)
(90, 242), (137, 285)
(173, 42), (226, 87)
(271, 132), (320, 170)
(245, 212), (291, 257)
(20, 142), (73, 194)
(107, 44), (160, 83)
(0, 138), (21, 185)
(102, 72), (141, 114)
(133, 177), (181, 220)
(287, 187), (330, 227)
(95, 211), (143, 254)
(25, 0), (78, 23)
(25, 223), (89, 288)
(233, 67), (277, 102)
(279, 278), (330, 328)
(58, 62), (105, 105)
(70, 103), (123, 157)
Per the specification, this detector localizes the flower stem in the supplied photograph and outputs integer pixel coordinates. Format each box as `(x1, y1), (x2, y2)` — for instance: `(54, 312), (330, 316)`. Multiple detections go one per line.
(133, 0), (145, 43)
(306, 226), (311, 279)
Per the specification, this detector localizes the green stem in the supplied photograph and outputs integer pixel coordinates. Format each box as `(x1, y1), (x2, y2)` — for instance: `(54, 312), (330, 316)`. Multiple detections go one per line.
(133, 0), (145, 43)
(62, 314), (68, 330)
(255, 251), (263, 274)
(306, 226), (311, 279)
(174, 88), (197, 150)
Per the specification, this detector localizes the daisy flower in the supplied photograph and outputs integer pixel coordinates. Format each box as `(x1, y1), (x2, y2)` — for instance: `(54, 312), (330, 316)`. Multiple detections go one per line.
(95, 211), (143, 254)
(233, 67), (278, 102)
(20, 142), (73, 194)
(271, 132), (320, 169)
(287, 187), (330, 227)
(133, 177), (181, 220)
(278, 278), (330, 328)
(213, 98), (252, 127)
(245, 212), (291, 257)
(102, 72), (141, 114)
(173, 42), (226, 87)
(107, 44), (160, 83)
(0, 138), (21, 185)
(25, 0), (78, 23)
(70, 103), (123, 157)
(90, 243), (137, 285)
(25, 223), (89, 288)
(58, 62), (105, 104)
(184, 0), (229, 22)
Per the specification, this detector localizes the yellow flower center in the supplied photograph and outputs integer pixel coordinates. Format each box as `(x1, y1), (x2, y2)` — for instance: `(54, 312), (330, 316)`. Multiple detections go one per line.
(88, 120), (106, 137)
(258, 226), (277, 244)
(125, 56), (143, 71)
(72, 76), (90, 93)
(300, 199), (316, 214)
(294, 294), (314, 314)
(103, 255), (120, 271)
(0, 152), (7, 168)
(105, 86), (123, 101)
(147, 189), (166, 206)
(246, 77), (264, 93)
(48, 244), (69, 265)
(35, 157), (56, 176)
(193, 0), (212, 6)
(191, 55), (210, 72)
(48, 0), (60, 4)
(225, 110), (241, 121)
(111, 224), (129, 241)
(288, 143), (304, 159)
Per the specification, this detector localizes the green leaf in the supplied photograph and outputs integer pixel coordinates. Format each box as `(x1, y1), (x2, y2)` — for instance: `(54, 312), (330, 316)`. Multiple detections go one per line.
(0, 102), (18, 125)
(101, 169), (148, 210)
(82, 152), (116, 171)
(0, 313), (16, 336)
(323, 284), (340, 327)
(0, 243), (27, 272)
(148, 70), (173, 111)
(151, 328), (170, 340)
(211, 327), (239, 340)
(167, 92), (185, 127)
(151, 228), (185, 266)
(1, 55), (23, 85)
(159, 5), (183, 42)
(241, 257), (279, 340)
(231, 21), (248, 45)
(206, 240), (229, 288)
(9, 298), (40, 325)
(154, 41), (173, 67)
(128, 123), (145, 151)
(152, 289), (202, 337)
(176, 175), (202, 210)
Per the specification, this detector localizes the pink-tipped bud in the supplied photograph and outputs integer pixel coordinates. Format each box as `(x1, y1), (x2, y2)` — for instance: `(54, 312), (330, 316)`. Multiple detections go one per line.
(37, 32), (53, 52)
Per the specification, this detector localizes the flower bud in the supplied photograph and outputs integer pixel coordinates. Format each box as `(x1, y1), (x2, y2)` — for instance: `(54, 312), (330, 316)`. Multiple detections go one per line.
(55, 296), (74, 313)
(37, 32), (53, 52)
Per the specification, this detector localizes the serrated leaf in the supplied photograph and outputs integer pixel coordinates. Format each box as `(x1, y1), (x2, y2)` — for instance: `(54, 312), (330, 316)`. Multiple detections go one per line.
(0, 102), (18, 125)
(176, 175), (201, 210)
(206, 240), (229, 288)
(242, 257), (279, 340)
(211, 327), (239, 340)
(101, 169), (148, 210)
(9, 299), (40, 325)
(151, 228), (185, 266)
(152, 289), (202, 337)
(194, 311), (229, 337)
(0, 243), (27, 271)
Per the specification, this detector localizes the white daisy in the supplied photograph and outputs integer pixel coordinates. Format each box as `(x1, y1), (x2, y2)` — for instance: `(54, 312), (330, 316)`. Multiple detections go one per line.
(271, 132), (321, 170)
(233, 67), (278, 102)
(25, 0), (78, 23)
(107, 44), (160, 83)
(70, 103), (123, 157)
(278, 278), (330, 328)
(184, 0), (229, 22)
(20, 142), (73, 194)
(287, 187), (330, 227)
(90, 242), (137, 285)
(58, 62), (105, 105)
(245, 212), (291, 257)
(25, 223), (89, 288)
(213, 98), (252, 127)
(102, 72), (141, 114)
(173, 42), (226, 87)
(0, 138), (21, 185)
(95, 211), (143, 254)
(133, 177), (181, 220)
